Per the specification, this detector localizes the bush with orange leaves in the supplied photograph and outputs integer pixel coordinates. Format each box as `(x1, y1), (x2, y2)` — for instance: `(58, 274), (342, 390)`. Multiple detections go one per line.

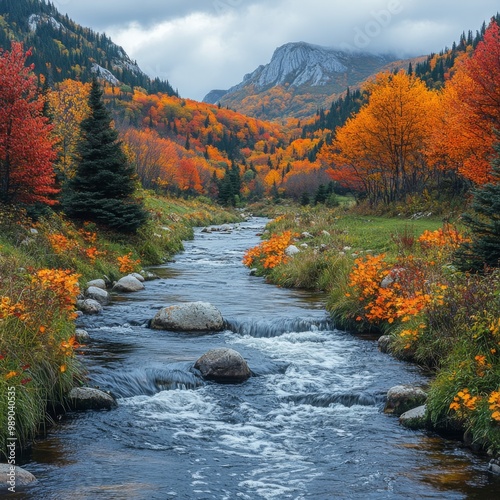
(243, 230), (298, 271)
(346, 253), (433, 329)
(117, 252), (141, 273)
(0, 268), (83, 457)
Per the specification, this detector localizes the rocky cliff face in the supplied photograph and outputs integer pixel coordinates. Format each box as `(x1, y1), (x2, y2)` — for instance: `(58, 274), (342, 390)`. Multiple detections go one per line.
(241, 42), (349, 89)
(204, 42), (394, 107)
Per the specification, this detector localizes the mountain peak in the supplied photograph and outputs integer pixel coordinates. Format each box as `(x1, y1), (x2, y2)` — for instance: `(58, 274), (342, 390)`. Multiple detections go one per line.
(203, 42), (401, 118)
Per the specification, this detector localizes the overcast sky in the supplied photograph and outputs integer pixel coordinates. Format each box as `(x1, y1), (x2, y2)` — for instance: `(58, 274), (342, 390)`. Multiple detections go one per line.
(53, 0), (499, 100)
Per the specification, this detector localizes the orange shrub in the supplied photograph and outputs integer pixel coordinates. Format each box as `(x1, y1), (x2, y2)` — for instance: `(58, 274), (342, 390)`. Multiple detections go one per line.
(243, 231), (298, 270)
(117, 253), (141, 273)
(47, 233), (79, 254)
(418, 225), (469, 250)
(347, 254), (432, 325)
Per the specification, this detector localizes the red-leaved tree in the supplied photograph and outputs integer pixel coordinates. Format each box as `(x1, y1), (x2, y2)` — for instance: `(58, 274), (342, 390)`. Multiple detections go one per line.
(0, 42), (58, 205)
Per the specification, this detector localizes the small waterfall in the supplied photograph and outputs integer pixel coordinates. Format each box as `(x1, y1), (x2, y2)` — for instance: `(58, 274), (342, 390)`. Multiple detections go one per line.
(225, 316), (335, 338)
(282, 391), (387, 408)
(89, 364), (204, 398)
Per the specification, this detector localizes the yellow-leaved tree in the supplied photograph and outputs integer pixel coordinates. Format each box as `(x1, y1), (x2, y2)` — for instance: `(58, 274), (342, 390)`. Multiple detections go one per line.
(48, 79), (91, 180)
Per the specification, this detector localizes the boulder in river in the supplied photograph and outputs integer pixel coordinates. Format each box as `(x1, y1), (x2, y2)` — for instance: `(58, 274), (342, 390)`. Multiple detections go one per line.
(378, 335), (393, 353)
(489, 458), (500, 475)
(0, 464), (37, 489)
(67, 387), (117, 411)
(85, 286), (110, 305)
(76, 298), (102, 315)
(113, 275), (145, 293)
(384, 385), (427, 416)
(194, 348), (251, 383)
(151, 301), (224, 332)
(399, 405), (427, 430)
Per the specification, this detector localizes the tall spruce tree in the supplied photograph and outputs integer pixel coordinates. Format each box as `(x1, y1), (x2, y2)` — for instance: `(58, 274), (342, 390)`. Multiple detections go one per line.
(63, 79), (148, 233)
(455, 135), (500, 271)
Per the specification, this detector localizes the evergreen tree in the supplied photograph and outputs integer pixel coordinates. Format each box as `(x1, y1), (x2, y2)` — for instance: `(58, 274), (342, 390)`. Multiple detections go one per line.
(217, 169), (235, 206)
(299, 192), (310, 206)
(314, 184), (327, 205)
(63, 79), (148, 233)
(455, 136), (500, 271)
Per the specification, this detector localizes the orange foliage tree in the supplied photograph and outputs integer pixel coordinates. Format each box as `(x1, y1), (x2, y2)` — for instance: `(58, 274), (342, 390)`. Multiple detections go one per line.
(428, 20), (500, 185)
(320, 71), (438, 204)
(0, 42), (58, 205)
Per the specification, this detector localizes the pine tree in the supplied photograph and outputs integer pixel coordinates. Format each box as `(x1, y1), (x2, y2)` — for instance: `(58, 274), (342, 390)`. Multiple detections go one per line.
(455, 136), (500, 271)
(63, 78), (148, 233)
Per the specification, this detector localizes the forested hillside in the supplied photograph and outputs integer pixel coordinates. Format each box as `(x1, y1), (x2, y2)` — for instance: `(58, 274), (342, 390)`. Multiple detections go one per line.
(0, 0), (176, 94)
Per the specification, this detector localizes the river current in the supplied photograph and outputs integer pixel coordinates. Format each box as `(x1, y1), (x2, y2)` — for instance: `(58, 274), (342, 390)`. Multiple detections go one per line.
(16, 218), (500, 499)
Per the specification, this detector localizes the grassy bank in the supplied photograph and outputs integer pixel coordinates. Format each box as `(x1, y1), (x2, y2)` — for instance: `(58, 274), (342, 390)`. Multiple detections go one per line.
(243, 205), (500, 457)
(0, 194), (240, 458)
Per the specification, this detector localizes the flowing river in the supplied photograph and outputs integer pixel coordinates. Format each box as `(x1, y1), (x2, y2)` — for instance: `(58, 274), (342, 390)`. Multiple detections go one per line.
(17, 218), (500, 499)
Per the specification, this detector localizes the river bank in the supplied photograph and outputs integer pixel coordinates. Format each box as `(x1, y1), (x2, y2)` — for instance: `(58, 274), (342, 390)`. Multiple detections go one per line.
(242, 206), (500, 470)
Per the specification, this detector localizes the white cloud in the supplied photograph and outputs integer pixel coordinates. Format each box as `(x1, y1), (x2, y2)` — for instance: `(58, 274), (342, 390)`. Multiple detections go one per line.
(57, 0), (500, 100)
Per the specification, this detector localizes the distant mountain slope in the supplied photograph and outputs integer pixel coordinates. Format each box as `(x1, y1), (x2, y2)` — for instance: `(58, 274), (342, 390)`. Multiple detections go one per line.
(0, 0), (176, 95)
(203, 42), (411, 119)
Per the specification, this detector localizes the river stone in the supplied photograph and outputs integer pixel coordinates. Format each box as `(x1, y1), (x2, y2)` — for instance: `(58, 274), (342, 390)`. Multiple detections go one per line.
(87, 279), (106, 290)
(76, 298), (102, 315)
(68, 387), (117, 411)
(285, 245), (300, 257)
(151, 302), (224, 332)
(85, 286), (110, 305)
(113, 275), (145, 293)
(399, 405), (427, 430)
(384, 385), (427, 416)
(489, 458), (500, 475)
(140, 270), (160, 281)
(130, 272), (145, 283)
(194, 348), (251, 383)
(0, 464), (37, 489)
(378, 335), (393, 353)
(75, 329), (90, 342)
